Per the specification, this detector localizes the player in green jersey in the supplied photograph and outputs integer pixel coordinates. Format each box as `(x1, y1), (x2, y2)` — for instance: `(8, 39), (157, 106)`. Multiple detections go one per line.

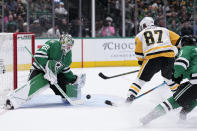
(140, 35), (197, 125)
(4, 34), (86, 109)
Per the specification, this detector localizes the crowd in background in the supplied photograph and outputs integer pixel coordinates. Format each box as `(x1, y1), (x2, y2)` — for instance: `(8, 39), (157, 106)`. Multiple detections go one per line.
(0, 0), (196, 38)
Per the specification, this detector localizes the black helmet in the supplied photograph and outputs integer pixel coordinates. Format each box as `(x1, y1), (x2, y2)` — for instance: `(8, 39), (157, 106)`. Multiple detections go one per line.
(181, 35), (196, 46)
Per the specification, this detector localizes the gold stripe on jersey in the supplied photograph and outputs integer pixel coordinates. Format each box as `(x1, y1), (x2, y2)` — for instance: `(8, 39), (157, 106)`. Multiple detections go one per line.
(170, 84), (179, 91)
(169, 30), (180, 46)
(130, 85), (140, 93)
(145, 45), (173, 54)
(145, 51), (175, 59)
(137, 59), (148, 78)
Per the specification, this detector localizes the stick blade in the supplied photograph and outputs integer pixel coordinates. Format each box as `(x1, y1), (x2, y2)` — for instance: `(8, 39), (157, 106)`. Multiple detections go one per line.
(105, 100), (113, 106)
(98, 72), (109, 79)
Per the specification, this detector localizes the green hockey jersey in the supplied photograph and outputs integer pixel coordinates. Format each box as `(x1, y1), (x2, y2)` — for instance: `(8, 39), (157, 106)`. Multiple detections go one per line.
(174, 46), (197, 80)
(32, 39), (76, 83)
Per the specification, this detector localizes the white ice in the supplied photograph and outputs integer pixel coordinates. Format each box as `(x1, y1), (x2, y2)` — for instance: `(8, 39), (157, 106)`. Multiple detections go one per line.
(0, 67), (197, 131)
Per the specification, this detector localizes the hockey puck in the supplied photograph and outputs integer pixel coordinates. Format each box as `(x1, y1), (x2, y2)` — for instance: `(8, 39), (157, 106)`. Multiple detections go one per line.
(105, 100), (113, 106)
(86, 94), (91, 99)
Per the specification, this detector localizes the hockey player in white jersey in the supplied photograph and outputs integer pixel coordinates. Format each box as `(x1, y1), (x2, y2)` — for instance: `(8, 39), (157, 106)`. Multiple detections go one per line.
(140, 35), (197, 125)
(126, 17), (181, 103)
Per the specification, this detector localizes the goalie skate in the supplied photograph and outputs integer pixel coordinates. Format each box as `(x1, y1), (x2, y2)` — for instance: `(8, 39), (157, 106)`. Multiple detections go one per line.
(4, 99), (14, 110)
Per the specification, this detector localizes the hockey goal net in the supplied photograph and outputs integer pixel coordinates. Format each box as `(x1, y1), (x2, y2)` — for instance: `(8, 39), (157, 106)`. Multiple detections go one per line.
(0, 32), (35, 104)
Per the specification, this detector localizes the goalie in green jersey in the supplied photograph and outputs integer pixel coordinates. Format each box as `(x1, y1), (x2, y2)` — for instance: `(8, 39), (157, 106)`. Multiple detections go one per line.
(140, 35), (197, 125)
(4, 34), (86, 109)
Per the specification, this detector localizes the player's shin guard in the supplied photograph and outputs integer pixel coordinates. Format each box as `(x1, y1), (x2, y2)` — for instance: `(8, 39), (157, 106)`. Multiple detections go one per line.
(140, 96), (179, 125)
(140, 104), (166, 125)
(5, 74), (49, 109)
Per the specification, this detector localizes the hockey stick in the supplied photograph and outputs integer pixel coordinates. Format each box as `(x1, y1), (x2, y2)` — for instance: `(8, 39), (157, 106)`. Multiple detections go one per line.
(105, 82), (166, 106)
(98, 70), (139, 80)
(24, 46), (84, 105)
(135, 82), (166, 99)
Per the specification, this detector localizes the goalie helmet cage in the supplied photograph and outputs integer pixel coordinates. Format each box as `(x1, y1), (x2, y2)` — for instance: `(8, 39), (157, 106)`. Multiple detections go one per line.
(0, 32), (35, 104)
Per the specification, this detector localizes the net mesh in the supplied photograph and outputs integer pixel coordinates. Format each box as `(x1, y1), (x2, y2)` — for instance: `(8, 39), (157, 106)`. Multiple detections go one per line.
(0, 33), (34, 105)
(0, 33), (14, 104)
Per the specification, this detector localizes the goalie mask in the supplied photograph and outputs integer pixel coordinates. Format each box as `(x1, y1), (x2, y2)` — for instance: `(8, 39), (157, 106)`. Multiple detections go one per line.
(139, 17), (154, 31)
(59, 34), (74, 55)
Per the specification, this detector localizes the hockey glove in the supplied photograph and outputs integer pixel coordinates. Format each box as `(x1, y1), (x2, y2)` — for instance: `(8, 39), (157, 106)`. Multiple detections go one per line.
(73, 73), (86, 88)
(172, 74), (183, 84)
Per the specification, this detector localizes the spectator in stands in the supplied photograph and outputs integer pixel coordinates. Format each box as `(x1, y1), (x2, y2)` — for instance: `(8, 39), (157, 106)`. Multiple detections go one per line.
(16, 0), (25, 7)
(59, 18), (70, 35)
(167, 11), (180, 26)
(55, 2), (68, 18)
(0, 0), (196, 38)
(22, 22), (28, 32)
(180, 21), (193, 36)
(125, 17), (135, 37)
(70, 19), (80, 37)
(6, 0), (17, 12)
(2, 5), (9, 25)
(6, 14), (18, 32)
(179, 6), (191, 23)
(100, 17), (116, 37)
(17, 14), (24, 32)
(29, 19), (45, 37)
(47, 25), (60, 38)
(167, 19), (180, 35)
(16, 3), (26, 19)
(96, 20), (104, 37)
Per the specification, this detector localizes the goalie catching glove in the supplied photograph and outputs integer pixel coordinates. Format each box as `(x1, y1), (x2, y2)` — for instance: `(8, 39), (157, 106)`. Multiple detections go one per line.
(73, 73), (86, 88)
(44, 60), (64, 85)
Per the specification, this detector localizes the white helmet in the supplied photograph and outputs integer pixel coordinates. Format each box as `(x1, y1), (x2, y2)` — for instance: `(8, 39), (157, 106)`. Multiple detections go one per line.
(59, 34), (74, 54)
(139, 17), (154, 31)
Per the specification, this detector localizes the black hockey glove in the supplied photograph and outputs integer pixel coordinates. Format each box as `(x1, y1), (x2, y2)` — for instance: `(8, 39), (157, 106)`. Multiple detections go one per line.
(172, 74), (183, 84)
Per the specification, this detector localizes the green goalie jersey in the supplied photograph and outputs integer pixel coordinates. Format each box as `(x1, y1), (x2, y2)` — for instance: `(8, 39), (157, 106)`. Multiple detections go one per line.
(174, 46), (197, 79)
(32, 39), (77, 83)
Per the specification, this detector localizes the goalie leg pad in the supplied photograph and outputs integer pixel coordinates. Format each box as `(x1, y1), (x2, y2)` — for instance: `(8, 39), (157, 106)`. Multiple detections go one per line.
(73, 73), (86, 88)
(6, 73), (49, 109)
(49, 73), (82, 100)
(66, 84), (81, 99)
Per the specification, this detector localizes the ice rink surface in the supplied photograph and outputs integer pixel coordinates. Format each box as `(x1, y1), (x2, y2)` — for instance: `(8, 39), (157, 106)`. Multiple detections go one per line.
(0, 67), (197, 131)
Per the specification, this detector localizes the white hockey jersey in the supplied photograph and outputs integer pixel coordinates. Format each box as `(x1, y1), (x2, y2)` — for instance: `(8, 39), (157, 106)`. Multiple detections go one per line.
(135, 26), (180, 61)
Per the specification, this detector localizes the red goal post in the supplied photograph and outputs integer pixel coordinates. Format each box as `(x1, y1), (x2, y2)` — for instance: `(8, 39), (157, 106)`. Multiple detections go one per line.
(0, 32), (35, 104)
(13, 32), (35, 90)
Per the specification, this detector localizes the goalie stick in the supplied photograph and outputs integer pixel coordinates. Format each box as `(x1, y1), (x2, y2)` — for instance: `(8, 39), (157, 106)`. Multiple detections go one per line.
(25, 46), (84, 105)
(98, 70), (139, 80)
(105, 82), (166, 106)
